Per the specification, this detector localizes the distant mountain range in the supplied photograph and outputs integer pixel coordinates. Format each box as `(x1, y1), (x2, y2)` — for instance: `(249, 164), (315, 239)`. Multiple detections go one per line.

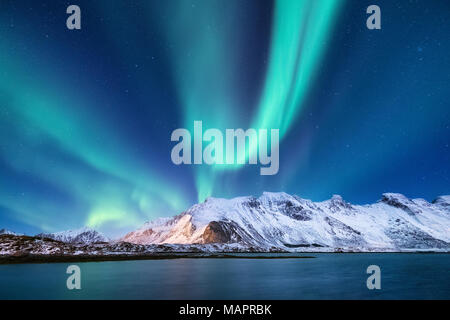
(1, 192), (449, 255)
(0, 229), (19, 236)
(36, 227), (109, 244)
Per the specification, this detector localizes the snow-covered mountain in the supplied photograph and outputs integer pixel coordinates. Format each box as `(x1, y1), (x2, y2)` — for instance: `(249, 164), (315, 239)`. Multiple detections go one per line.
(37, 227), (109, 244)
(0, 229), (18, 236)
(122, 192), (450, 252)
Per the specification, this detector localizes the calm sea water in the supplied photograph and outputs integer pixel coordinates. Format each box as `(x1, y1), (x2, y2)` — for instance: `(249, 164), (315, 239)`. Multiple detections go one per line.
(0, 253), (448, 299)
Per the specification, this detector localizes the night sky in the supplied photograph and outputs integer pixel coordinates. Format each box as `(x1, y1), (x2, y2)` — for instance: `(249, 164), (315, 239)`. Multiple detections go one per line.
(0, 0), (449, 237)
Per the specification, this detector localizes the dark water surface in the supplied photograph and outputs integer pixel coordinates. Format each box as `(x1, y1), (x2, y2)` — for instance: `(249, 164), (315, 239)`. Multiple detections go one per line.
(0, 253), (448, 299)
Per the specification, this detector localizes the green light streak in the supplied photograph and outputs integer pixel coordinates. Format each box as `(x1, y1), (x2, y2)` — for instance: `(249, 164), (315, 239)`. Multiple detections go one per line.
(0, 35), (189, 230)
(155, 1), (248, 201)
(158, 1), (343, 202)
(202, 0), (343, 200)
(249, 0), (343, 157)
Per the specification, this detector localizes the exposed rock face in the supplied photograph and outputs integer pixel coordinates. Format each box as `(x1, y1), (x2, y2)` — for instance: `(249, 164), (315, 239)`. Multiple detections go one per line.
(328, 195), (353, 212)
(432, 196), (450, 209)
(203, 222), (233, 244)
(202, 221), (250, 244)
(381, 193), (421, 216)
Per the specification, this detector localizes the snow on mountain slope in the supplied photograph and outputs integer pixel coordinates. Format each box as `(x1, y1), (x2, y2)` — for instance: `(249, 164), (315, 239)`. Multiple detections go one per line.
(122, 192), (450, 251)
(0, 229), (18, 236)
(37, 227), (109, 244)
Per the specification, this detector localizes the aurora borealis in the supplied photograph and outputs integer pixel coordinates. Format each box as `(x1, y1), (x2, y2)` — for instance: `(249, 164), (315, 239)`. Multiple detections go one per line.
(0, 0), (449, 237)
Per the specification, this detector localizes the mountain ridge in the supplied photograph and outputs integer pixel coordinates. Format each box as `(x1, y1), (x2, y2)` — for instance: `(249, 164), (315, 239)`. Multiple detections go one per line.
(1, 192), (449, 252)
(122, 192), (450, 252)
(36, 227), (109, 244)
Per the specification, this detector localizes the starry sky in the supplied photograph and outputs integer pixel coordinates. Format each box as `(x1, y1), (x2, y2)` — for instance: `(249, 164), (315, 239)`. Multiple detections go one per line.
(0, 0), (449, 237)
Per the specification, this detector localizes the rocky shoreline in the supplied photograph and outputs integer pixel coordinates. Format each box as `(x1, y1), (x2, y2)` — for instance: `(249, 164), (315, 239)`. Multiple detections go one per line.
(0, 252), (316, 265)
(0, 234), (289, 264)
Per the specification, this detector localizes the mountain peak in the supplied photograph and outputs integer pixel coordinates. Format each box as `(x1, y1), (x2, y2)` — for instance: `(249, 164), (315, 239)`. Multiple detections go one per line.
(382, 192), (409, 200)
(258, 191), (293, 204)
(381, 193), (414, 206)
(327, 194), (352, 211)
(380, 193), (423, 216)
(432, 195), (450, 208)
(260, 191), (291, 198)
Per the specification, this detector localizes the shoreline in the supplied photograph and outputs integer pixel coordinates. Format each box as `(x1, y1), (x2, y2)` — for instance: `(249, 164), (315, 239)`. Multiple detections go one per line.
(1, 251), (448, 265)
(0, 253), (316, 265)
